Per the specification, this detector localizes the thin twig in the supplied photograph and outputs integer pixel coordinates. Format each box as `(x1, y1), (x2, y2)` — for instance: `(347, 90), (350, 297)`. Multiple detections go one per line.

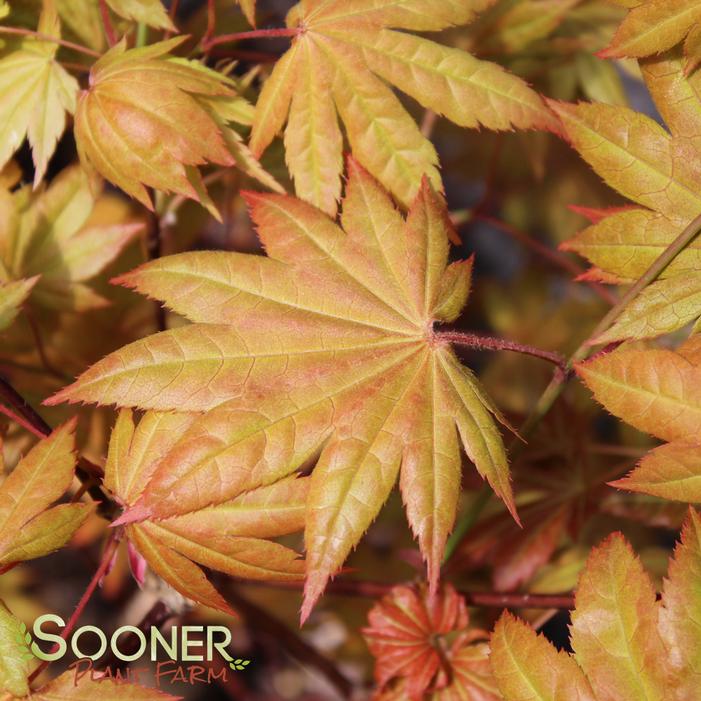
(226, 586), (354, 699)
(146, 197), (166, 332)
(471, 213), (617, 306)
(28, 531), (121, 683)
(247, 580), (575, 610)
(98, 0), (117, 47)
(436, 330), (568, 371)
(0, 26), (101, 57)
(204, 27), (299, 51)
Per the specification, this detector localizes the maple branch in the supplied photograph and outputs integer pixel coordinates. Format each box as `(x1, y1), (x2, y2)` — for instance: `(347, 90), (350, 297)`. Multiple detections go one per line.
(28, 531), (121, 683)
(249, 580), (575, 609)
(98, 0), (118, 47)
(225, 586), (354, 699)
(146, 202), (166, 331)
(437, 330), (567, 371)
(468, 214), (617, 306)
(204, 27), (299, 50)
(0, 26), (101, 57)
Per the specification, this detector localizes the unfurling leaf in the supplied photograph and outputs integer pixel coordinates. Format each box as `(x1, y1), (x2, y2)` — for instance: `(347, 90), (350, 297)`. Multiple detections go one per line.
(0, 1), (79, 186)
(364, 583), (500, 701)
(48, 160), (514, 621)
(0, 421), (91, 568)
(491, 515), (701, 701)
(104, 409), (308, 614)
(250, 0), (556, 215)
(75, 37), (276, 211)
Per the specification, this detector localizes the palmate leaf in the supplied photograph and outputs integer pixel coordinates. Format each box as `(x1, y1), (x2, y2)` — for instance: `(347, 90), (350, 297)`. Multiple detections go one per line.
(74, 37), (279, 212)
(364, 584), (500, 701)
(0, 165), (142, 312)
(0, 0), (79, 186)
(104, 409), (308, 615)
(490, 510), (701, 701)
(554, 50), (701, 343)
(250, 0), (556, 216)
(602, 0), (701, 73)
(48, 160), (514, 621)
(0, 421), (91, 568)
(576, 338), (701, 506)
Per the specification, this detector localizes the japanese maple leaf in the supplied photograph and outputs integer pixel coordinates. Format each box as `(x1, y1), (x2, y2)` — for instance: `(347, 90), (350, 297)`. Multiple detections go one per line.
(250, 0), (556, 216)
(490, 509), (701, 701)
(0, 278), (36, 332)
(602, 0), (701, 74)
(0, 1), (79, 186)
(553, 51), (701, 344)
(364, 583), (500, 701)
(75, 37), (280, 212)
(104, 409), (308, 614)
(47, 159), (515, 621)
(0, 165), (141, 312)
(0, 421), (91, 569)
(575, 337), (701, 506)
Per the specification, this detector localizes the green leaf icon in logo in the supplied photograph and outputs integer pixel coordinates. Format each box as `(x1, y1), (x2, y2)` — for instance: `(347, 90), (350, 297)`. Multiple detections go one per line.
(230, 659), (251, 671)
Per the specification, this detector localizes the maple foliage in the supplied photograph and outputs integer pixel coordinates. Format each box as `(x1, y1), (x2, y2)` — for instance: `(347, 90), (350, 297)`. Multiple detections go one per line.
(105, 408), (308, 614)
(364, 583), (500, 701)
(490, 509), (701, 701)
(603, 0), (701, 74)
(0, 421), (90, 569)
(0, 1), (78, 186)
(75, 36), (279, 212)
(250, 0), (557, 215)
(3, 0), (701, 698)
(48, 159), (514, 620)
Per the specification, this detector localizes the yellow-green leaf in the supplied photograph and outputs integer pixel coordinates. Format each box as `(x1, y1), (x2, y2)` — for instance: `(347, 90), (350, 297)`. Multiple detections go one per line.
(105, 0), (175, 30)
(576, 347), (701, 443)
(0, 277), (36, 332)
(594, 272), (701, 343)
(0, 4), (78, 185)
(251, 0), (552, 214)
(611, 441), (701, 502)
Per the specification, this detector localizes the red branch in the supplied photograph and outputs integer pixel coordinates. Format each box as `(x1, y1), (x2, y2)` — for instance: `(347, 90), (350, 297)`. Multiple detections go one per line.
(0, 27), (101, 57)
(98, 0), (117, 47)
(204, 27), (299, 50)
(28, 532), (121, 684)
(436, 330), (568, 372)
(247, 580), (575, 610)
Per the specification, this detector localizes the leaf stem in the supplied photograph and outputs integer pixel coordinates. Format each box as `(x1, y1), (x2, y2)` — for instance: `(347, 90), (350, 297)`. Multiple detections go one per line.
(444, 211), (701, 562)
(98, 0), (117, 47)
(248, 580), (575, 609)
(204, 27), (299, 50)
(437, 330), (568, 371)
(0, 27), (101, 57)
(28, 531), (121, 684)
